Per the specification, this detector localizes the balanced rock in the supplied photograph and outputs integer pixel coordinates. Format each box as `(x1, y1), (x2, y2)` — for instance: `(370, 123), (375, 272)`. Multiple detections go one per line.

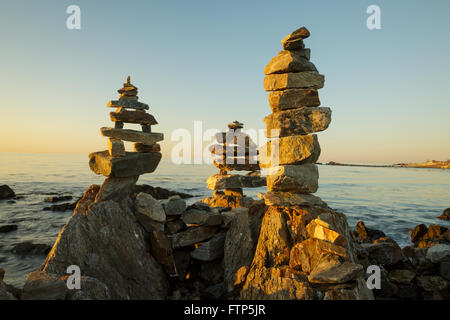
(107, 138), (125, 157)
(259, 134), (321, 168)
(89, 151), (161, 177)
(206, 174), (266, 190)
(281, 26), (310, 50)
(107, 99), (149, 110)
(100, 127), (163, 145)
(268, 88), (320, 112)
(266, 164), (319, 193)
(263, 72), (324, 91)
(264, 50), (317, 75)
(264, 107), (332, 137)
(110, 108), (157, 125)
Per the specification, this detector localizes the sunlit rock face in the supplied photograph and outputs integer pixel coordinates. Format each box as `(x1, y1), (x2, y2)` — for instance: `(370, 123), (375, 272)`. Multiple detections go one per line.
(40, 182), (169, 299)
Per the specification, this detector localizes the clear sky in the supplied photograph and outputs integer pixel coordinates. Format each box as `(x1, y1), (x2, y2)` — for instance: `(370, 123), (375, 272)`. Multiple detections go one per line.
(1, 0), (449, 164)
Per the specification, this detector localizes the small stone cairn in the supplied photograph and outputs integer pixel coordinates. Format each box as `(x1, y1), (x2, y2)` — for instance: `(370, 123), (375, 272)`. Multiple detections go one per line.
(89, 76), (164, 178)
(202, 121), (266, 209)
(258, 26), (331, 207)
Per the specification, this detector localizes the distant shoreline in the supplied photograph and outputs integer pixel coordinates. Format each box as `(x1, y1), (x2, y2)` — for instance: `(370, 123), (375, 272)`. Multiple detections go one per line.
(318, 160), (450, 170)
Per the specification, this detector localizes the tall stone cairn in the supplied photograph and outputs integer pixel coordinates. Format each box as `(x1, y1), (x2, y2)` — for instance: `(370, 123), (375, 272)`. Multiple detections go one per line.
(235, 27), (374, 300)
(88, 76), (164, 178)
(202, 121), (266, 209)
(259, 27), (330, 204)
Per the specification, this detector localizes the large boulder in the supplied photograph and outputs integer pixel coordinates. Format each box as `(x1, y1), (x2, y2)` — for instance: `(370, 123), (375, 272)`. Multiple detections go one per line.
(426, 244), (450, 263)
(39, 179), (169, 299)
(239, 205), (373, 300)
(21, 271), (110, 300)
(224, 203), (265, 294)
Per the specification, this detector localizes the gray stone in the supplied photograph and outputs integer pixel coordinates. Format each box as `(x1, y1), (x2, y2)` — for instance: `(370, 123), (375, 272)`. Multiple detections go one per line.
(0, 281), (16, 300)
(266, 164), (319, 193)
(0, 185), (15, 199)
(191, 233), (226, 261)
(259, 191), (327, 207)
(362, 242), (404, 266)
(135, 192), (166, 223)
(173, 249), (191, 280)
(68, 276), (111, 300)
(206, 174), (266, 190)
(388, 269), (416, 284)
(107, 99), (149, 110)
(440, 261), (450, 280)
(263, 72), (324, 91)
(426, 243), (450, 263)
(165, 219), (186, 235)
(170, 226), (219, 249)
(95, 176), (138, 202)
(22, 271), (68, 300)
(161, 197), (186, 216)
(89, 151), (161, 177)
(308, 260), (364, 284)
(182, 208), (222, 226)
(221, 207), (248, 228)
(100, 127), (163, 144)
(415, 276), (448, 291)
(264, 107), (332, 138)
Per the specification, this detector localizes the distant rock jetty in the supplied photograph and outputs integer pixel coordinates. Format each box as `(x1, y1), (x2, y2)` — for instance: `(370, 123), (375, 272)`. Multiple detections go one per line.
(323, 160), (450, 169)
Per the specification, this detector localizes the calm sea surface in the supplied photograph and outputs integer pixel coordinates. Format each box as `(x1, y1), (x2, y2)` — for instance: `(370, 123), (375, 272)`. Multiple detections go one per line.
(1, 152), (449, 287)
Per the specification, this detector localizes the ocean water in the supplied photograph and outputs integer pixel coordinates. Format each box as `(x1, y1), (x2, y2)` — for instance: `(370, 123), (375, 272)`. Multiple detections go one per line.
(0, 152), (449, 287)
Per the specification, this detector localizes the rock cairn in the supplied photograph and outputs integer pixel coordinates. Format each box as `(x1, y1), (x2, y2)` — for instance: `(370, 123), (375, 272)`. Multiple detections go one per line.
(88, 76), (163, 178)
(258, 27), (330, 206)
(202, 121), (266, 209)
(232, 27), (374, 300)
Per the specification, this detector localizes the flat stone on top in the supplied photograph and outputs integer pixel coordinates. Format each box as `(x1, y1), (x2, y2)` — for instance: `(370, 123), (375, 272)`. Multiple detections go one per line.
(101, 127), (163, 144)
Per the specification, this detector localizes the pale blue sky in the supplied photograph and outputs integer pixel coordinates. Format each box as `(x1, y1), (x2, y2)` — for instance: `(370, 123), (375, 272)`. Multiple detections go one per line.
(1, 0), (449, 163)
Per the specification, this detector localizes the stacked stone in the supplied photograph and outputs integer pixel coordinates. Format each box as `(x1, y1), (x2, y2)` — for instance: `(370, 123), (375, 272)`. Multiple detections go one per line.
(89, 76), (164, 178)
(202, 121), (266, 209)
(258, 27), (331, 206)
(232, 27), (374, 300)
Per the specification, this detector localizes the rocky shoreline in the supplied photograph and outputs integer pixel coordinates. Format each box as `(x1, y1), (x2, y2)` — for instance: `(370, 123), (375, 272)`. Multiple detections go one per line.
(1, 181), (449, 300)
